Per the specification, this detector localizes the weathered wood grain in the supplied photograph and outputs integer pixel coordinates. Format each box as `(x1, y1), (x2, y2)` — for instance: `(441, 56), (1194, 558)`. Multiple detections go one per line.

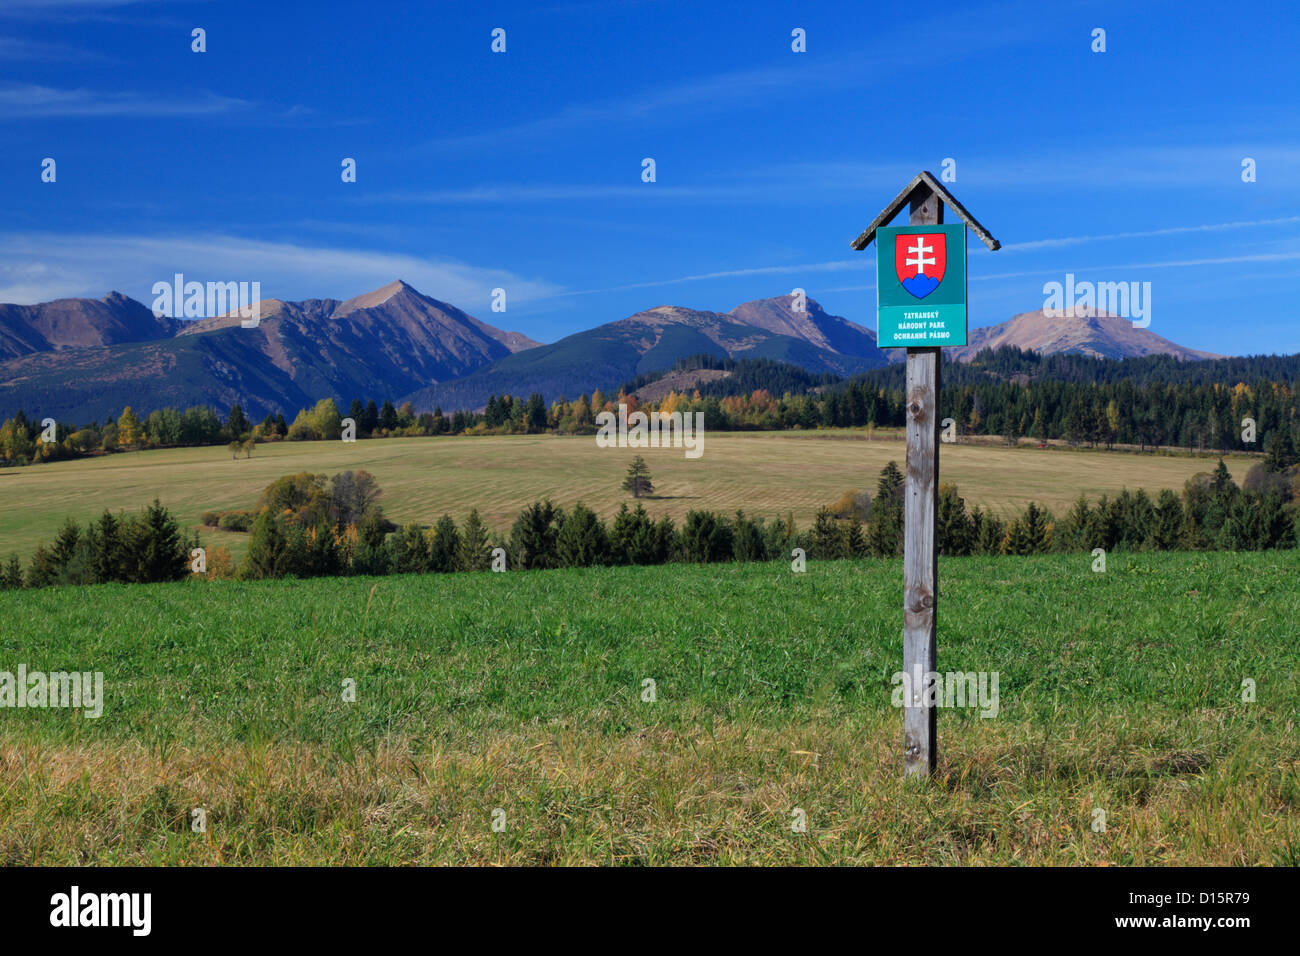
(902, 188), (942, 778)
(849, 169), (999, 252)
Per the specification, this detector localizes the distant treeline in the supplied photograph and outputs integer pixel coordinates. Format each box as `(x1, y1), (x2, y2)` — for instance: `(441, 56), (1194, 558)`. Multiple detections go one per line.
(829, 346), (1300, 453)
(5, 453), (1297, 592)
(4, 346), (1300, 466)
(618, 354), (841, 398)
(859, 346), (1300, 389)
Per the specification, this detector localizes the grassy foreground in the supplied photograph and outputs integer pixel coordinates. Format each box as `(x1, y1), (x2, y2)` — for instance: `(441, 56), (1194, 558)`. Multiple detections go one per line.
(0, 430), (1228, 561)
(0, 550), (1296, 865)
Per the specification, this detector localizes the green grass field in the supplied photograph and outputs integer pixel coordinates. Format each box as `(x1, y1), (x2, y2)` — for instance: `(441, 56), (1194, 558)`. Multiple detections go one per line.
(1, 549), (1295, 865)
(0, 431), (1235, 561)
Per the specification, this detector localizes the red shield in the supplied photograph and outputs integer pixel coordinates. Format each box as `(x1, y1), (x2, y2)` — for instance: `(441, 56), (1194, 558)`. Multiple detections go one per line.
(894, 232), (947, 299)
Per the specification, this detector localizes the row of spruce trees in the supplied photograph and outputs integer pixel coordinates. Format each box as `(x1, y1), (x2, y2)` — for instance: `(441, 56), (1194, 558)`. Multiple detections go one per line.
(235, 457), (1300, 579)
(4, 458), (1297, 591)
(0, 500), (194, 589)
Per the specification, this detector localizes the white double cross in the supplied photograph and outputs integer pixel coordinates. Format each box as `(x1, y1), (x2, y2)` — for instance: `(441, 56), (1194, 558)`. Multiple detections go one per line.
(905, 237), (936, 275)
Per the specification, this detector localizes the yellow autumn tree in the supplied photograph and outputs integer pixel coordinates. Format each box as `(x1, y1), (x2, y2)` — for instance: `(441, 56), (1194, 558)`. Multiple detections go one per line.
(117, 406), (145, 449)
(572, 393), (592, 426)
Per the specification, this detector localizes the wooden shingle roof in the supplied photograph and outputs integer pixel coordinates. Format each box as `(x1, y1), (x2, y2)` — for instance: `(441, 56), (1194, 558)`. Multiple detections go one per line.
(849, 170), (1000, 252)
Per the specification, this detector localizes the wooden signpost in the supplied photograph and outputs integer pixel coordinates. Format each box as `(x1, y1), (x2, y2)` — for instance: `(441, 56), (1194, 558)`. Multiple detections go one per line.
(851, 171), (1000, 777)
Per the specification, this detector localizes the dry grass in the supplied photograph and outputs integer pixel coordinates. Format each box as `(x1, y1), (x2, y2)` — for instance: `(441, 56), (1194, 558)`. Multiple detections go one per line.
(0, 430), (1225, 561)
(2, 551), (1293, 865)
(2, 712), (1293, 865)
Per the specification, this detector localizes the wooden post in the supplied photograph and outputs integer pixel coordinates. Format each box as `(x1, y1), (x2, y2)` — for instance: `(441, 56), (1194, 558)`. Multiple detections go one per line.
(848, 169), (999, 779)
(903, 185), (942, 778)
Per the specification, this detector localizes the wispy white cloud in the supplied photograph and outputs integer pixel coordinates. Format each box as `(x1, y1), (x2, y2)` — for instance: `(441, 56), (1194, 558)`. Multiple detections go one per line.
(0, 84), (249, 118)
(549, 260), (867, 299)
(559, 227), (1300, 300)
(357, 171), (904, 205)
(0, 36), (110, 61)
(356, 163), (914, 207)
(359, 184), (718, 204)
(413, 10), (1039, 156)
(0, 0), (153, 7)
(356, 158), (1300, 210)
(959, 145), (1300, 189)
(0, 233), (561, 315)
(1054, 251), (1300, 272)
(418, 59), (866, 154)
(999, 216), (1300, 252)
(921, 252), (1300, 286)
(0, 0), (164, 15)
(823, 251), (1300, 294)
(753, 144), (1300, 194)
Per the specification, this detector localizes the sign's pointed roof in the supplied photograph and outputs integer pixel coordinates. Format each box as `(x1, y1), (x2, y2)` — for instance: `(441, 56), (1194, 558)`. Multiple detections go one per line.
(850, 170), (1000, 252)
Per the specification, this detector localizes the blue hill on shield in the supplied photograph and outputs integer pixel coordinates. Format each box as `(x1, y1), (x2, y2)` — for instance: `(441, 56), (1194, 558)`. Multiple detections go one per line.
(901, 274), (940, 299)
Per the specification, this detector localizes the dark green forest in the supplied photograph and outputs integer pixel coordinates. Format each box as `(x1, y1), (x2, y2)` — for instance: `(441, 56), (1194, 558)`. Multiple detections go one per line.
(3, 347), (1298, 465)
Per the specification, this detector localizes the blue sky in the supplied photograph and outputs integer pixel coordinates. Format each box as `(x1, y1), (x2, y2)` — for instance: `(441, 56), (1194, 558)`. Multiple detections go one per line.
(2, 0), (1297, 355)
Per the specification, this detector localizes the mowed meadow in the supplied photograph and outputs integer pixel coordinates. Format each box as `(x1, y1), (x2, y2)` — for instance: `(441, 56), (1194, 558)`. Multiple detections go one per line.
(0, 430), (1230, 561)
(0, 550), (1296, 865)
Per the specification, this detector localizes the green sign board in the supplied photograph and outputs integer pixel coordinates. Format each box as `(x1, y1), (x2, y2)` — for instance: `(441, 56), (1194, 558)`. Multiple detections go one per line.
(876, 223), (967, 348)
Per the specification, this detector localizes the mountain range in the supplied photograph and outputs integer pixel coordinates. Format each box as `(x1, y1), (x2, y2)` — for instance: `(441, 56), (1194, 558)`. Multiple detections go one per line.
(0, 292), (179, 359)
(402, 295), (887, 412)
(0, 280), (1224, 422)
(947, 307), (1222, 362)
(0, 281), (538, 424)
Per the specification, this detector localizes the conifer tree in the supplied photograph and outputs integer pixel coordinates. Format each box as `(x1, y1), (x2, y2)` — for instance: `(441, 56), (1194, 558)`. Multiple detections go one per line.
(1149, 489), (1184, 550)
(27, 544), (58, 588)
(651, 516), (678, 563)
(867, 462), (905, 557)
(90, 510), (122, 582)
(0, 554), (23, 590)
(812, 507), (843, 559)
(937, 484), (972, 556)
(509, 500), (563, 569)
(390, 523), (431, 574)
(556, 503), (609, 567)
(128, 499), (189, 582)
(1058, 494), (1094, 551)
(429, 515), (460, 572)
(1263, 430), (1298, 472)
(456, 509), (492, 571)
(843, 514), (867, 557)
(732, 510), (768, 562)
(227, 403), (250, 439)
(622, 456), (654, 499)
(875, 461), (904, 508)
(971, 508), (1005, 556)
(680, 510), (731, 562)
(50, 517), (81, 571)
(242, 510), (289, 579)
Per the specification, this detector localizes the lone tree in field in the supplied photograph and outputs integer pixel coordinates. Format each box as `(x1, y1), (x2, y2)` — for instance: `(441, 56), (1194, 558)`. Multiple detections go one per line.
(622, 456), (654, 499)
